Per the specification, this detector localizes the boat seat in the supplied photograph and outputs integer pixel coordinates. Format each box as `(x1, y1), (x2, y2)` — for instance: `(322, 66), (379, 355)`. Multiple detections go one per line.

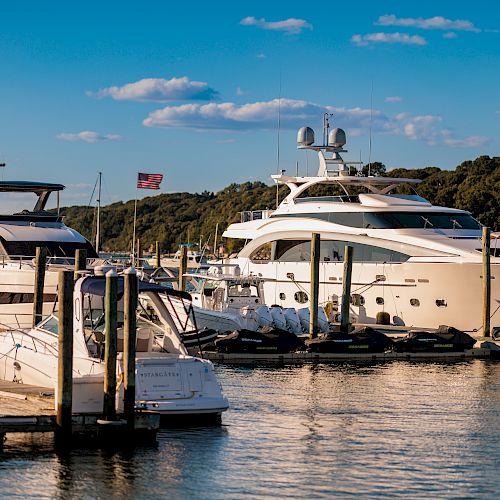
(117, 327), (153, 352)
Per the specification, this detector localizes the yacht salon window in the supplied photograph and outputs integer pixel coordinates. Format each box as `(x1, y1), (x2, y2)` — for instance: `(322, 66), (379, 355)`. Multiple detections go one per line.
(250, 242), (272, 262)
(0, 239), (98, 259)
(271, 212), (481, 230)
(274, 239), (410, 263)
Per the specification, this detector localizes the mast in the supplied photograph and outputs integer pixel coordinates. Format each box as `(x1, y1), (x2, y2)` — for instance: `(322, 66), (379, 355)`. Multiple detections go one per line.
(95, 171), (102, 254)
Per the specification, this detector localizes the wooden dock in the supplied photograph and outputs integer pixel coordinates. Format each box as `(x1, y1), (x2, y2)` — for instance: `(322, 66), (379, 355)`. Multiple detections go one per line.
(0, 380), (159, 449)
(201, 347), (494, 365)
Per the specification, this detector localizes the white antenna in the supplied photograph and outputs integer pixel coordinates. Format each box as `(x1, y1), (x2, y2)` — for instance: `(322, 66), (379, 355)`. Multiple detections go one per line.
(95, 171), (102, 254)
(276, 72), (282, 208)
(368, 80), (373, 176)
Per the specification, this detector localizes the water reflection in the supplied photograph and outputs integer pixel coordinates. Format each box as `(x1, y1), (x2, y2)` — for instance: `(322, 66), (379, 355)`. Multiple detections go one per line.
(0, 360), (499, 498)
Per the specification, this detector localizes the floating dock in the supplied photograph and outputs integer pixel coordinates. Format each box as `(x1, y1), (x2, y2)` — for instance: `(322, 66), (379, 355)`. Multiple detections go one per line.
(202, 346), (495, 365)
(0, 380), (159, 450)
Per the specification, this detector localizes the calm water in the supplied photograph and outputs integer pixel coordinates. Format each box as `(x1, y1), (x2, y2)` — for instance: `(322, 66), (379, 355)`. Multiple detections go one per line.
(1, 360), (499, 499)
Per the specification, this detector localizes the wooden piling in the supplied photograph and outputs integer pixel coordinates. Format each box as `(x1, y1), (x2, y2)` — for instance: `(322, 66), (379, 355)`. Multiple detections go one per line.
(55, 270), (73, 442)
(123, 267), (137, 428)
(483, 226), (491, 338)
(340, 245), (354, 334)
(74, 248), (87, 282)
(155, 241), (161, 269)
(179, 245), (188, 291)
(32, 246), (47, 327)
(103, 269), (118, 421)
(309, 233), (320, 339)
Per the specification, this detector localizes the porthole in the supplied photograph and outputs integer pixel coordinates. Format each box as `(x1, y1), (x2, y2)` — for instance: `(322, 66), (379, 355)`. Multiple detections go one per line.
(376, 297), (384, 305)
(436, 299), (447, 308)
(410, 298), (420, 307)
(279, 292), (286, 300)
(294, 291), (308, 304)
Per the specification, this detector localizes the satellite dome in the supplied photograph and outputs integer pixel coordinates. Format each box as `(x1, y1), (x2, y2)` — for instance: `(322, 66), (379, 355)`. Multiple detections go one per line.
(328, 128), (346, 148)
(297, 127), (315, 146)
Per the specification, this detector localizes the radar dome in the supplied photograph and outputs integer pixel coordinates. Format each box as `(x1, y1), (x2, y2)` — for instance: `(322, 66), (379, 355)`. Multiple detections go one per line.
(328, 128), (346, 148)
(297, 127), (315, 146)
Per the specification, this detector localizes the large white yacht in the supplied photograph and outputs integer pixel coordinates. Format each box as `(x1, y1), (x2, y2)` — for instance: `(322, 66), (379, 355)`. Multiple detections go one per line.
(223, 122), (499, 333)
(0, 181), (97, 328)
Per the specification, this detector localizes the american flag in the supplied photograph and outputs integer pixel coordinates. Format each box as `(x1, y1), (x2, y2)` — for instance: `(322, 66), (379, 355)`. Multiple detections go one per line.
(137, 172), (163, 190)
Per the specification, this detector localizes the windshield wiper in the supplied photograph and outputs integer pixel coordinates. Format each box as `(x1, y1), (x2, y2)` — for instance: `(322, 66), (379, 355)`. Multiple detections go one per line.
(421, 216), (434, 228)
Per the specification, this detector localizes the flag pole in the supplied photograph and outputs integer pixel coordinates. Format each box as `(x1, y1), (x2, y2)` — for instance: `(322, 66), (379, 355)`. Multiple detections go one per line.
(132, 175), (138, 266)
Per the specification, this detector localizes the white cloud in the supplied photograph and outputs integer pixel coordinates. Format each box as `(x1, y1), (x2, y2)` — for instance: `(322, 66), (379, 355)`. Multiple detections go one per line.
(377, 14), (481, 32)
(400, 115), (442, 144)
(351, 32), (427, 46)
(67, 183), (93, 189)
(143, 99), (395, 134)
(88, 77), (218, 102)
(240, 16), (312, 35)
(256, 53), (266, 59)
(443, 32), (458, 39)
(142, 98), (489, 148)
(57, 131), (122, 143)
(385, 96), (403, 103)
(215, 138), (236, 144)
(441, 130), (490, 148)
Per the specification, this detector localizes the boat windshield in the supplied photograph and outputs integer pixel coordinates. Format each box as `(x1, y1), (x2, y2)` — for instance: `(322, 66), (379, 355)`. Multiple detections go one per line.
(271, 211), (481, 230)
(38, 315), (59, 334)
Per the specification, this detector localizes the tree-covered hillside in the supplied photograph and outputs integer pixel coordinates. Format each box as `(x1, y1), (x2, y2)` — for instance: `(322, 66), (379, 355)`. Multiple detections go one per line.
(61, 155), (499, 253)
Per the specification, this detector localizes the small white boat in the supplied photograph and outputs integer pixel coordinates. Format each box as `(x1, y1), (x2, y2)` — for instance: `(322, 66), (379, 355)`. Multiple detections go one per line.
(151, 250), (208, 270)
(163, 265), (328, 335)
(0, 272), (229, 421)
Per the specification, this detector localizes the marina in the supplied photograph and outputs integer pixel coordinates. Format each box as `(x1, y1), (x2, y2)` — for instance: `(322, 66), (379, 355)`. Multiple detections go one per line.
(0, 2), (498, 497)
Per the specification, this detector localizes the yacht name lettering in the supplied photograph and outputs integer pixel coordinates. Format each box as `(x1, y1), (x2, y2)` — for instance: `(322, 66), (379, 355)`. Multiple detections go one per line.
(140, 371), (180, 378)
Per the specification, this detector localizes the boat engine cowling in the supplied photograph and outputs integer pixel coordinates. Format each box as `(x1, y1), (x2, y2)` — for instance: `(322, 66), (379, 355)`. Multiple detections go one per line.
(283, 308), (302, 334)
(270, 306), (287, 330)
(254, 305), (274, 329)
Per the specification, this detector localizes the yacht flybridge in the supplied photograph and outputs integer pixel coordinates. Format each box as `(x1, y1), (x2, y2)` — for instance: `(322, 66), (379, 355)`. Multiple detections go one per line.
(0, 181), (97, 328)
(223, 120), (499, 333)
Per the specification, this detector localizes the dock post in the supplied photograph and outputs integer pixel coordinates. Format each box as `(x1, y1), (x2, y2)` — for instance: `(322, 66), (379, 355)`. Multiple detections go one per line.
(74, 248), (87, 282)
(482, 226), (491, 337)
(55, 270), (74, 443)
(32, 246), (47, 327)
(309, 233), (320, 339)
(340, 245), (354, 334)
(123, 267), (137, 429)
(103, 269), (118, 421)
(179, 245), (188, 291)
(155, 241), (161, 269)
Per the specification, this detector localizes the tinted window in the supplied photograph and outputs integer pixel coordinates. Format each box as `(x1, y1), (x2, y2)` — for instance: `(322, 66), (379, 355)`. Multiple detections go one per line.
(271, 211), (480, 230)
(275, 240), (409, 263)
(0, 239), (97, 258)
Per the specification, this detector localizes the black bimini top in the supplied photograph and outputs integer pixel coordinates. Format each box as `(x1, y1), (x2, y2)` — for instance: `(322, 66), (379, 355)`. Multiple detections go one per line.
(81, 276), (192, 301)
(0, 181), (65, 213)
(0, 181), (65, 193)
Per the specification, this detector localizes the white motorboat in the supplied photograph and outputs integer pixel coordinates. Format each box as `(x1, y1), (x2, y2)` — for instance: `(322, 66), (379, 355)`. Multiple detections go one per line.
(163, 264), (329, 335)
(151, 249), (208, 270)
(0, 272), (229, 420)
(222, 120), (499, 333)
(0, 181), (99, 329)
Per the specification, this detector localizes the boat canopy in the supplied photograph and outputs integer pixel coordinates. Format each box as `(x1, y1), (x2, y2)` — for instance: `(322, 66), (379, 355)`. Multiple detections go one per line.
(80, 276), (192, 301)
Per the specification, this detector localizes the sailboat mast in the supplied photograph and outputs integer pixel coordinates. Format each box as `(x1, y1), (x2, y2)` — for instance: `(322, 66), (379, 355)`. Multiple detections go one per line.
(95, 171), (102, 254)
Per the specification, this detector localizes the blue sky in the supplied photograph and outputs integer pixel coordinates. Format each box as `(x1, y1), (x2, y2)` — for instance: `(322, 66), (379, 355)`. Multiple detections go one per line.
(0, 0), (498, 209)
